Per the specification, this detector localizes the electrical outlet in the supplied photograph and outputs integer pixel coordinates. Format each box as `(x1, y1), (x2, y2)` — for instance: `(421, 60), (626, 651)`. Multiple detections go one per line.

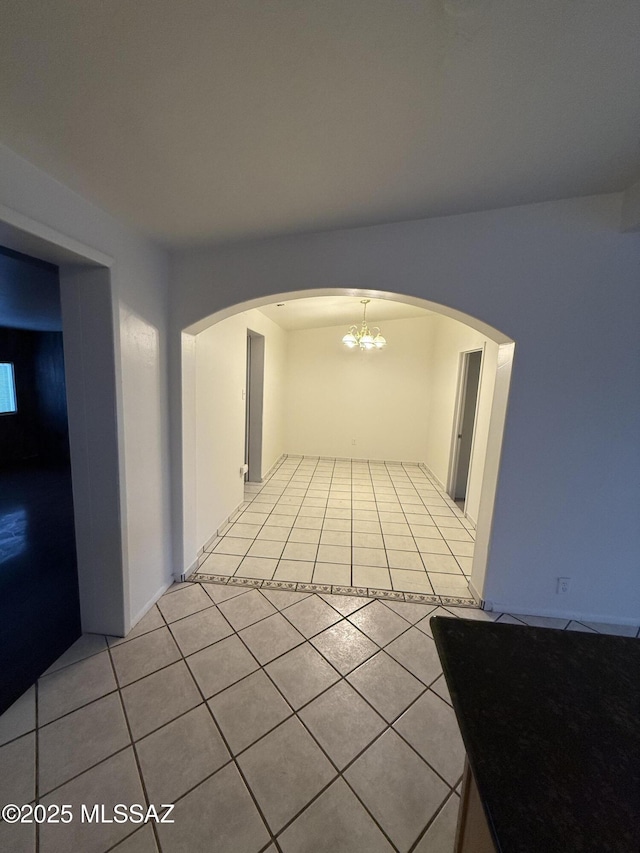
(556, 577), (571, 594)
(351, 438), (356, 445)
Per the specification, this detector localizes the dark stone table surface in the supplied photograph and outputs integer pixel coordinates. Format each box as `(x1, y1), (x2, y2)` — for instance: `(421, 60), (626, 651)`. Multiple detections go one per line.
(431, 616), (640, 853)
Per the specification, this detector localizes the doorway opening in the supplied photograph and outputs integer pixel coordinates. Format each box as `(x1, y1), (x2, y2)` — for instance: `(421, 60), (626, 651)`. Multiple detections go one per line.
(449, 349), (483, 514)
(245, 330), (265, 484)
(0, 246), (80, 713)
(179, 290), (515, 608)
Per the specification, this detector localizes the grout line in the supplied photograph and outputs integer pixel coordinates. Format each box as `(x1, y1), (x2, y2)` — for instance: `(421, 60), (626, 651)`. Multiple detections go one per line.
(104, 643), (163, 853)
(157, 597), (284, 851)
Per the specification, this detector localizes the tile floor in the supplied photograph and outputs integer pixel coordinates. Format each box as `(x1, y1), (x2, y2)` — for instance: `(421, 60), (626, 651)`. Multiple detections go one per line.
(196, 456), (476, 604)
(1, 581), (638, 853)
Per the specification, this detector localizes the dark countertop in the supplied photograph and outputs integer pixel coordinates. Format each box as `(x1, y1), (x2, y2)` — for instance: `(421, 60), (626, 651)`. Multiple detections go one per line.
(431, 617), (640, 853)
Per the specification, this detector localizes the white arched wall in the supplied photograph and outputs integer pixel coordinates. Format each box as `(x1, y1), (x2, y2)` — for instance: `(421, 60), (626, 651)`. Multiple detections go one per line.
(177, 288), (514, 606)
(170, 194), (640, 624)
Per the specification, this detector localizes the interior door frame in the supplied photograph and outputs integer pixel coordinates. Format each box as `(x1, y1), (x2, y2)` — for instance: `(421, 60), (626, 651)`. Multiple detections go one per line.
(447, 346), (485, 508)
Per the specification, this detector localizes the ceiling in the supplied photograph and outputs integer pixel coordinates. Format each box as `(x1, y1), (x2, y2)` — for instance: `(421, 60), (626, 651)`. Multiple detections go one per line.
(258, 295), (430, 331)
(1, 1), (639, 247)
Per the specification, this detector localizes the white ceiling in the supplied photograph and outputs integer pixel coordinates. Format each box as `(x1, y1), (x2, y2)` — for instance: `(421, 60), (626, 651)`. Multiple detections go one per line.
(258, 295), (430, 331)
(1, 1), (639, 247)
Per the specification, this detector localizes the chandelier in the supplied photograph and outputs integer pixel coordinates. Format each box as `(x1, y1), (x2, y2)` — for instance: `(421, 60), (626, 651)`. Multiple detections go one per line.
(342, 299), (387, 350)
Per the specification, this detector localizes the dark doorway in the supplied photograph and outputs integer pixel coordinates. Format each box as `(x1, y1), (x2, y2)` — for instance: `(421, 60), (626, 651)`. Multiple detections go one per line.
(0, 248), (80, 714)
(451, 349), (483, 508)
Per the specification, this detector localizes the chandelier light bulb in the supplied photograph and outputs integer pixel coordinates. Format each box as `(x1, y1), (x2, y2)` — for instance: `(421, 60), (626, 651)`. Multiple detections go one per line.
(342, 299), (387, 351)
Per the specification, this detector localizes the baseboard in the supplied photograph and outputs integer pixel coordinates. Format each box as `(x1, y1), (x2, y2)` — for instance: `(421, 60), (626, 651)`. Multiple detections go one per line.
(467, 579), (483, 606)
(260, 453), (286, 482)
(419, 462), (446, 491)
(484, 599), (640, 627)
(284, 453), (427, 466)
(127, 578), (174, 635)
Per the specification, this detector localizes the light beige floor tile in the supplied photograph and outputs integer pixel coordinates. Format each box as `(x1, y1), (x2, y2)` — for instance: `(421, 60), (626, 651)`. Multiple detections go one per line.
(264, 513), (295, 528)
(344, 730), (448, 853)
(247, 539), (285, 559)
(236, 555), (278, 579)
(169, 604), (233, 656)
(383, 534), (417, 552)
(237, 717), (336, 833)
(199, 552), (243, 575)
(430, 674), (453, 706)
(217, 589), (276, 630)
(381, 522), (412, 536)
(352, 532), (384, 548)
(110, 627), (181, 686)
(299, 681), (386, 769)
(352, 509), (379, 521)
(325, 507), (352, 519)
(318, 593), (371, 616)
(278, 778), (394, 853)
(202, 584), (250, 604)
(0, 732), (35, 806)
(442, 529), (474, 543)
(386, 549), (424, 570)
(395, 690), (465, 784)
(187, 635), (259, 699)
(0, 819), (35, 853)
(421, 554), (462, 574)
(348, 600), (409, 646)
(38, 651), (117, 725)
(311, 619), (377, 675)
(284, 595), (342, 638)
(260, 588), (313, 610)
(352, 519), (382, 534)
(319, 529), (351, 546)
(0, 686), (35, 746)
(317, 543), (351, 564)
(413, 795), (459, 853)
(312, 562), (351, 586)
(385, 628), (442, 686)
(352, 565), (392, 589)
(39, 749), (145, 853)
(121, 661), (201, 739)
(347, 652), (424, 722)
(38, 693), (130, 794)
(428, 573), (471, 596)
(274, 560), (314, 583)
(288, 527), (321, 544)
(227, 522), (263, 539)
(110, 825), (159, 852)
(265, 643), (339, 710)
(239, 612), (305, 664)
(257, 525), (291, 541)
(447, 540), (475, 557)
(282, 541), (319, 561)
(391, 570), (434, 595)
(353, 547), (388, 567)
(209, 671), (291, 754)
(157, 584), (213, 623)
(44, 634), (108, 675)
(293, 515), (324, 530)
(213, 536), (252, 556)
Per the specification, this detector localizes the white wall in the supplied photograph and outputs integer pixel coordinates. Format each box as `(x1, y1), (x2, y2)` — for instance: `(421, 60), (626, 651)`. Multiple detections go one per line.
(285, 316), (433, 461)
(0, 144), (172, 632)
(425, 314), (499, 526)
(194, 308), (286, 552)
(171, 193), (640, 625)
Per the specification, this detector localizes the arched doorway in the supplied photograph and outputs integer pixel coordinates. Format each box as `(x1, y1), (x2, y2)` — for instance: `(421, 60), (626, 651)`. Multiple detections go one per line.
(176, 289), (514, 608)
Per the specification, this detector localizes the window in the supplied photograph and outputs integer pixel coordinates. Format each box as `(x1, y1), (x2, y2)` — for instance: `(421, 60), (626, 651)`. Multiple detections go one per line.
(0, 362), (17, 414)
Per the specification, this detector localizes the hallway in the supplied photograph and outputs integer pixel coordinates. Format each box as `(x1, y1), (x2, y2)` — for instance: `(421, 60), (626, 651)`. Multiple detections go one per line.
(195, 457), (475, 605)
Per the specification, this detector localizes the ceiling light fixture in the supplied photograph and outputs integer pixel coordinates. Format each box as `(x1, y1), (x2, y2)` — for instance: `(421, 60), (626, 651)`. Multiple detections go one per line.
(342, 299), (387, 350)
